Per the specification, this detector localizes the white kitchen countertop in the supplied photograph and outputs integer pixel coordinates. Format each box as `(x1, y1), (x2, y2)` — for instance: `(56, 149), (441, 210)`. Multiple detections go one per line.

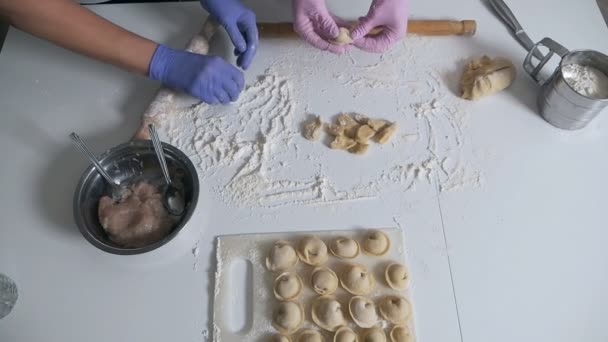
(1, 1), (608, 342)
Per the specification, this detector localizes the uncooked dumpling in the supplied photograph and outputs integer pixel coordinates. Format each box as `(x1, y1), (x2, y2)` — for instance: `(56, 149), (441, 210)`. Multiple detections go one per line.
(274, 272), (304, 301)
(340, 264), (375, 295)
(362, 230), (390, 256)
(311, 296), (347, 332)
(334, 327), (359, 342)
(374, 123), (397, 144)
(297, 329), (326, 342)
(304, 116), (323, 141)
(273, 301), (305, 334)
(266, 240), (299, 273)
(329, 237), (360, 259)
(331, 28), (353, 45)
(273, 335), (293, 342)
(297, 236), (329, 266)
(460, 56), (516, 100)
(378, 296), (411, 324)
(390, 325), (414, 342)
(348, 296), (379, 328)
(361, 328), (386, 342)
(385, 263), (409, 290)
(311, 267), (339, 295)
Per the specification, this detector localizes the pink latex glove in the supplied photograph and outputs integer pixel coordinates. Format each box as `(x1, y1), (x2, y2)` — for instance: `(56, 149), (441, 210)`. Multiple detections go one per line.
(350, 0), (409, 53)
(292, 0), (349, 54)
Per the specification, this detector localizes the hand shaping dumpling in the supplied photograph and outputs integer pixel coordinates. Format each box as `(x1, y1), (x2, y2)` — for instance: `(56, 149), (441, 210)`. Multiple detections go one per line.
(266, 240), (299, 273)
(329, 237), (360, 259)
(362, 230), (390, 256)
(334, 327), (359, 342)
(361, 328), (386, 342)
(311, 267), (339, 295)
(273, 335), (293, 342)
(390, 325), (414, 342)
(385, 263), (409, 291)
(297, 236), (329, 266)
(340, 264), (375, 296)
(274, 272), (304, 301)
(378, 296), (411, 325)
(297, 329), (326, 342)
(311, 296), (347, 332)
(273, 301), (305, 334)
(348, 296), (378, 328)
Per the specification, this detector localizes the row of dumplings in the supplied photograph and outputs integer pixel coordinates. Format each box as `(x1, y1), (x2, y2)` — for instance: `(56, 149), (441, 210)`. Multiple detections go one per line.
(273, 325), (412, 342)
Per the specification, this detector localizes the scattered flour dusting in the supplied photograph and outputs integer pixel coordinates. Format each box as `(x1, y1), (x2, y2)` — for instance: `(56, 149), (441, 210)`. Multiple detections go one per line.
(192, 240), (200, 271)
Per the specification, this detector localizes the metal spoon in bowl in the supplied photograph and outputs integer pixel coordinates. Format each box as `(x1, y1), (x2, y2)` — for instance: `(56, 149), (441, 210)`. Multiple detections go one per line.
(69, 132), (124, 202)
(148, 124), (185, 216)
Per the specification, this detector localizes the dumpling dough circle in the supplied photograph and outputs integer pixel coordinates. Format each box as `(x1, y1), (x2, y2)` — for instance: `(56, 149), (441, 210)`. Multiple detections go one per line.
(311, 296), (347, 332)
(334, 327), (359, 342)
(297, 329), (326, 342)
(267, 240), (299, 273)
(385, 263), (409, 290)
(273, 335), (293, 342)
(362, 230), (390, 256)
(311, 267), (339, 295)
(274, 272), (304, 301)
(273, 301), (305, 334)
(378, 296), (411, 325)
(331, 28), (354, 45)
(361, 328), (387, 342)
(390, 325), (414, 342)
(348, 296), (379, 328)
(329, 237), (360, 259)
(340, 264), (375, 296)
(297, 236), (329, 266)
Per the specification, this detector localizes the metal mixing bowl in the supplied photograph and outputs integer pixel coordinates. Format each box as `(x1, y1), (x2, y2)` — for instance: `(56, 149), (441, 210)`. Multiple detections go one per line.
(73, 140), (199, 255)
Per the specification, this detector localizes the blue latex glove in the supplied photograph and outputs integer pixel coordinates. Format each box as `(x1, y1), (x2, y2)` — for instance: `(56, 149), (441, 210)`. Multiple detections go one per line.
(200, 0), (258, 70)
(149, 45), (245, 105)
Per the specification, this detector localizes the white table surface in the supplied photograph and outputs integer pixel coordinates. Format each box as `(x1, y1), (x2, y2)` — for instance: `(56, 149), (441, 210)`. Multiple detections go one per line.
(1, 1), (608, 342)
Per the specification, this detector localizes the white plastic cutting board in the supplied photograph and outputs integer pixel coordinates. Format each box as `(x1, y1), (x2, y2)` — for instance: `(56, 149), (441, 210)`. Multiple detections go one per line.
(212, 228), (416, 342)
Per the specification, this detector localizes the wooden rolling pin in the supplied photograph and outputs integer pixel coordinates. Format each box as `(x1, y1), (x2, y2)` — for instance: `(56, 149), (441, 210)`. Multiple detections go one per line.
(257, 20), (477, 38)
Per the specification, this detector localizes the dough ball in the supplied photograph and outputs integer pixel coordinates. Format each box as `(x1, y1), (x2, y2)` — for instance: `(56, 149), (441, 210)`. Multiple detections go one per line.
(297, 329), (326, 342)
(334, 327), (359, 342)
(311, 296), (347, 332)
(331, 135), (357, 150)
(329, 237), (360, 259)
(390, 325), (414, 342)
(362, 230), (390, 256)
(460, 56), (516, 100)
(378, 296), (411, 324)
(267, 240), (299, 273)
(297, 236), (329, 266)
(331, 27), (354, 45)
(273, 335), (293, 342)
(348, 143), (369, 155)
(273, 301), (305, 334)
(361, 328), (386, 342)
(385, 263), (409, 291)
(348, 296), (379, 328)
(274, 272), (304, 301)
(374, 123), (398, 145)
(304, 116), (323, 141)
(311, 267), (339, 295)
(340, 264), (375, 296)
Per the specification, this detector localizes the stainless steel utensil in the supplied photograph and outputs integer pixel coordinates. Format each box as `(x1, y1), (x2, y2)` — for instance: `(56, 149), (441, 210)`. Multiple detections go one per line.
(148, 124), (185, 216)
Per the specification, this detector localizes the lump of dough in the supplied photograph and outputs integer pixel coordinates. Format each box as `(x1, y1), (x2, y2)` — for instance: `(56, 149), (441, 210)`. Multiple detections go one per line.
(390, 326), (413, 342)
(331, 28), (354, 45)
(378, 296), (411, 324)
(311, 296), (347, 332)
(304, 116), (323, 141)
(330, 135), (357, 150)
(355, 125), (376, 144)
(297, 329), (326, 342)
(460, 56), (516, 100)
(374, 123), (398, 144)
(385, 263), (409, 290)
(340, 264), (375, 295)
(273, 335), (293, 342)
(361, 328), (386, 342)
(334, 327), (359, 342)
(348, 296), (379, 328)
(273, 301), (305, 334)
(348, 143), (369, 155)
(311, 267), (339, 295)
(329, 237), (360, 259)
(362, 230), (390, 256)
(297, 236), (329, 266)
(267, 240), (299, 273)
(274, 272), (304, 301)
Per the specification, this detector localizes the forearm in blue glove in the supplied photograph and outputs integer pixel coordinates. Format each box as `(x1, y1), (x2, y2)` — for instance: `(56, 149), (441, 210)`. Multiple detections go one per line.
(200, 0), (258, 70)
(149, 45), (245, 105)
